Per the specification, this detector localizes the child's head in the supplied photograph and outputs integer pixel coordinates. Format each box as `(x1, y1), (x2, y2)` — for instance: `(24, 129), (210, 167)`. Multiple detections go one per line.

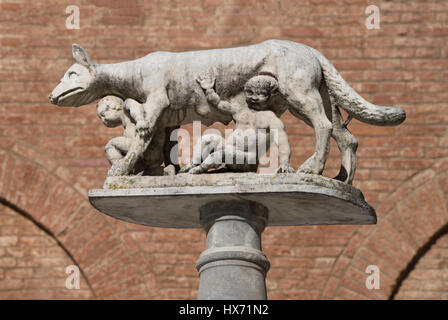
(96, 95), (124, 127)
(244, 75), (278, 110)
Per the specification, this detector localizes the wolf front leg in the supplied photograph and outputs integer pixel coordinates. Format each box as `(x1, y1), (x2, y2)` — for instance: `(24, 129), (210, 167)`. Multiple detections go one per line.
(108, 92), (170, 176)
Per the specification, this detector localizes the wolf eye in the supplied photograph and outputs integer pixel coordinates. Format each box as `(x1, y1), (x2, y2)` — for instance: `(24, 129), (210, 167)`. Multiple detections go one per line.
(68, 71), (77, 78)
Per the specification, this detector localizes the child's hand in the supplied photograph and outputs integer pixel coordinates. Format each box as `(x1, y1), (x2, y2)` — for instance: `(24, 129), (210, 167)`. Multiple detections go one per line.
(196, 74), (215, 90)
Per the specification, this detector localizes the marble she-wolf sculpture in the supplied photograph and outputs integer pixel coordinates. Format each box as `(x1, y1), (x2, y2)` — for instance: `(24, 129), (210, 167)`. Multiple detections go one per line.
(49, 39), (406, 184)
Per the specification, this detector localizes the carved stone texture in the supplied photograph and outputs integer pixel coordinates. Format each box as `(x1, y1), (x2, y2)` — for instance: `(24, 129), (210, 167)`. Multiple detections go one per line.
(96, 95), (179, 176)
(50, 40), (406, 185)
(178, 74), (294, 175)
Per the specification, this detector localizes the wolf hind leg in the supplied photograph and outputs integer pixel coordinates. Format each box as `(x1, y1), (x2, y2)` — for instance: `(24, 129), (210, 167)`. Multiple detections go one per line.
(286, 89), (332, 175)
(331, 105), (358, 184)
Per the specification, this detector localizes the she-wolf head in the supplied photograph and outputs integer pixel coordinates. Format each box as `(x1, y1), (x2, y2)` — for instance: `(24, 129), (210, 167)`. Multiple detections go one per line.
(49, 44), (98, 107)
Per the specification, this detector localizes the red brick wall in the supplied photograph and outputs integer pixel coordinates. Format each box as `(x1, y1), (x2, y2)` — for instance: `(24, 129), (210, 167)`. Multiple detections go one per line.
(395, 231), (448, 300)
(0, 0), (447, 299)
(0, 203), (93, 299)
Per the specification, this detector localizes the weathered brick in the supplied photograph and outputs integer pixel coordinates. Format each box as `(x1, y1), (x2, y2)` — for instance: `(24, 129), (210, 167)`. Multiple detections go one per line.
(0, 236), (18, 247)
(0, 257), (16, 268)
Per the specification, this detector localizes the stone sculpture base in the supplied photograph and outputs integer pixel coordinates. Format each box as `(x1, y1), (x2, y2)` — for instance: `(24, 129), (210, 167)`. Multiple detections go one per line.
(88, 173), (376, 300)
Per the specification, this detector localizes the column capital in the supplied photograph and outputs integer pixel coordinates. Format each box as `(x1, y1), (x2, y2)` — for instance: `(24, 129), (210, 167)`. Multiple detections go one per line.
(199, 200), (268, 234)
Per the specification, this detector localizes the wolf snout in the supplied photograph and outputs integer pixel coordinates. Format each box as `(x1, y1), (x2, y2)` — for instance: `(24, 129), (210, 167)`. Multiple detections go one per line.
(48, 93), (57, 104)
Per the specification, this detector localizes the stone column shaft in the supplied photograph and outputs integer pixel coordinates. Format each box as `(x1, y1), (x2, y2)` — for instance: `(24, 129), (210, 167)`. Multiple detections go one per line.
(196, 200), (270, 300)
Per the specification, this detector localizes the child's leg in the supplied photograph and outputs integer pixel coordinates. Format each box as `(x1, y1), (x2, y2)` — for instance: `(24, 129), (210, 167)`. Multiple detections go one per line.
(188, 149), (226, 174)
(180, 134), (223, 173)
(194, 134), (224, 164)
(105, 137), (132, 165)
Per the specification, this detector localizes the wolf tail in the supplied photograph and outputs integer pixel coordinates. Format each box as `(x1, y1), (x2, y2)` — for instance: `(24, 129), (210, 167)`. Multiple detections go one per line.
(310, 47), (406, 126)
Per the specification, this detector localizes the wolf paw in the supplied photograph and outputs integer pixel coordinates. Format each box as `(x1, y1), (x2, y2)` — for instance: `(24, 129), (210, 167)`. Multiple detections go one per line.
(297, 155), (324, 175)
(276, 161), (295, 174)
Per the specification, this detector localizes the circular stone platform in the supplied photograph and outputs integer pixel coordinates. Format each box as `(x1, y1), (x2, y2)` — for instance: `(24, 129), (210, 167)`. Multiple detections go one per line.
(88, 173), (376, 228)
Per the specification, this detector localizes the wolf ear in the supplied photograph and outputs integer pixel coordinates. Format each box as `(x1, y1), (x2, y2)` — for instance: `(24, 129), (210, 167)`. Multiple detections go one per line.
(72, 44), (95, 68)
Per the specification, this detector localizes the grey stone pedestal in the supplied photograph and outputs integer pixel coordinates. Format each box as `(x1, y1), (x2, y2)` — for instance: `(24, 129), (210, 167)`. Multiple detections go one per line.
(88, 173), (376, 300)
(197, 200), (269, 299)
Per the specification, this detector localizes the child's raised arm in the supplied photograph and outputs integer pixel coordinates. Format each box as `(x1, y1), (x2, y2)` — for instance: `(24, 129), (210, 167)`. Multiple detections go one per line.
(123, 99), (148, 136)
(196, 74), (238, 115)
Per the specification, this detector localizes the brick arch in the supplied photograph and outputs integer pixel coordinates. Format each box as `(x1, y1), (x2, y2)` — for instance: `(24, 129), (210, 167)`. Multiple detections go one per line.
(0, 139), (153, 299)
(0, 200), (94, 298)
(392, 223), (448, 299)
(323, 158), (448, 299)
